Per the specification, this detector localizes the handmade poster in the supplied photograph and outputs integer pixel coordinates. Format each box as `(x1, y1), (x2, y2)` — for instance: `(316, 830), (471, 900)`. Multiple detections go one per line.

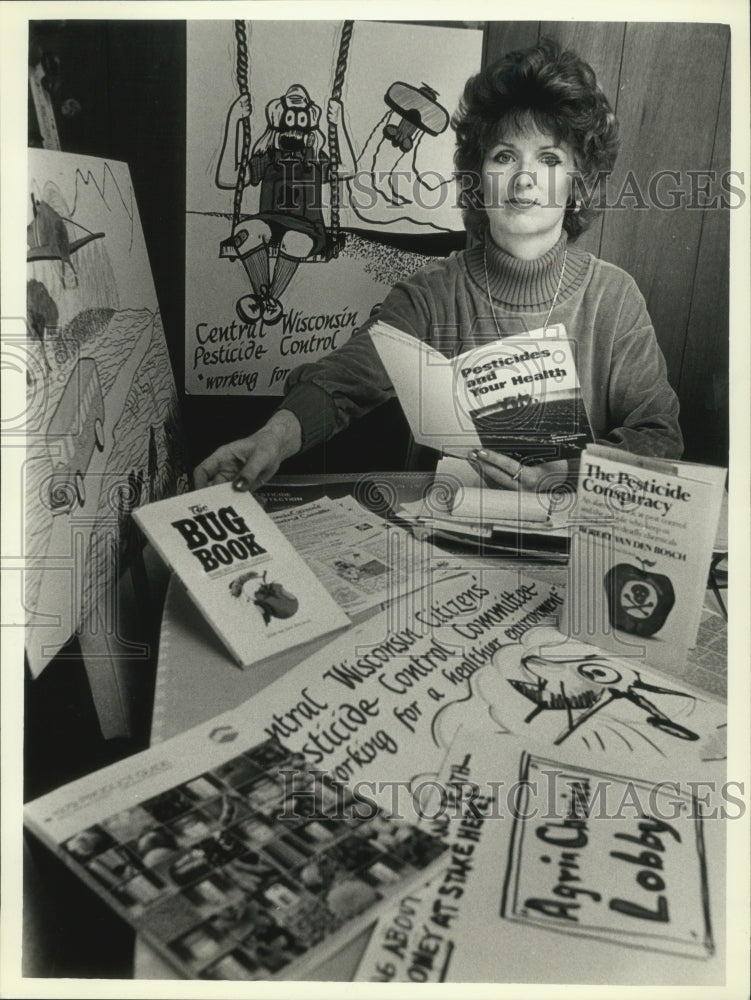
(24, 150), (188, 676)
(23, 567), (567, 975)
(355, 728), (506, 984)
(431, 624), (727, 778)
(185, 20), (482, 396)
(356, 727), (726, 985)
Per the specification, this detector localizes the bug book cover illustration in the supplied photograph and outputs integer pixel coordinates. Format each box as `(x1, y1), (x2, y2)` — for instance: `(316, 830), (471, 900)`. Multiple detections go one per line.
(563, 444), (726, 679)
(133, 483), (350, 668)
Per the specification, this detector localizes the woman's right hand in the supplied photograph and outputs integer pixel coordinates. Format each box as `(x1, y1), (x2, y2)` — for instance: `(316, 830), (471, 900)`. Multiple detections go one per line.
(193, 409), (302, 492)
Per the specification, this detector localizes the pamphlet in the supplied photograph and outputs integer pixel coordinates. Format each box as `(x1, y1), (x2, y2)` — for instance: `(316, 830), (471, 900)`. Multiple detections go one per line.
(370, 320), (593, 461)
(270, 496), (456, 617)
(133, 483), (350, 668)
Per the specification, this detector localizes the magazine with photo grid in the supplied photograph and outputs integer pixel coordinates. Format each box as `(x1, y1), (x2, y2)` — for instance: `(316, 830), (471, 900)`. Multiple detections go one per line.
(24, 737), (447, 981)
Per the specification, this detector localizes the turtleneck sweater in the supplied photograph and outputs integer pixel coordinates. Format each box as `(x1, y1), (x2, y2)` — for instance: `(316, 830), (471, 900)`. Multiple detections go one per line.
(281, 232), (683, 459)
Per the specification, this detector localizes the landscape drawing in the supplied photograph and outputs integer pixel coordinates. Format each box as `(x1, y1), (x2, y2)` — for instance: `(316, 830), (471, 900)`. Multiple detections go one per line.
(25, 149), (188, 677)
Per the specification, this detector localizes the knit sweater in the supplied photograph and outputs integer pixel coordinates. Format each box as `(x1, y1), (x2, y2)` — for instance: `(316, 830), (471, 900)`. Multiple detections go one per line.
(281, 232), (683, 459)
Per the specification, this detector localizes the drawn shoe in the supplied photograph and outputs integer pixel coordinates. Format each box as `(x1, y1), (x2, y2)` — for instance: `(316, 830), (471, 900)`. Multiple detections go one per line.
(236, 293), (263, 323)
(259, 286), (283, 325)
(219, 234), (238, 259)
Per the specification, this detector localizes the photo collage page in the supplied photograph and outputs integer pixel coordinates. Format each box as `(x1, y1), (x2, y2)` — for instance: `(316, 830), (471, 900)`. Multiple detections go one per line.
(60, 738), (446, 980)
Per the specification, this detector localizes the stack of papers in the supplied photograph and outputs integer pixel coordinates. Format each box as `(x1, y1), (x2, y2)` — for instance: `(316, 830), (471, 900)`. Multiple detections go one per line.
(395, 458), (571, 551)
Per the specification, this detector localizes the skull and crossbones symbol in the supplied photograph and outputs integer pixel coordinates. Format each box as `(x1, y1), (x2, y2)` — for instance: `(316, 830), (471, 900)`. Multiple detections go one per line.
(620, 580), (658, 618)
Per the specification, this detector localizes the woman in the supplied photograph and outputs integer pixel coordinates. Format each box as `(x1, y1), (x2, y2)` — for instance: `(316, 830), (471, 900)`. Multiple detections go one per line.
(195, 41), (682, 493)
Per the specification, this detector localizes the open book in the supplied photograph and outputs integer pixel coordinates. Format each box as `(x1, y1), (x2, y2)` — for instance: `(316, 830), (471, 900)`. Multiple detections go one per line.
(370, 320), (593, 463)
(395, 456), (571, 557)
(133, 483), (350, 668)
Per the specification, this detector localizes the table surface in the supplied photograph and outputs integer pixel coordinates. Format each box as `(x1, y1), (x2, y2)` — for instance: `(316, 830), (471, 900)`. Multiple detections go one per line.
(135, 474), (572, 980)
(135, 474), (728, 981)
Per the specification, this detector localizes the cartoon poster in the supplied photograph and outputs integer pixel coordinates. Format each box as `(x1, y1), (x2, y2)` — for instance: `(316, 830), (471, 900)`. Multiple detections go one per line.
(185, 20), (482, 396)
(23, 150), (188, 678)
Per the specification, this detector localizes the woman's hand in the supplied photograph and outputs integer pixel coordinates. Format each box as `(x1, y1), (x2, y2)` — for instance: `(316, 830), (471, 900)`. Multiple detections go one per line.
(193, 410), (302, 492)
(469, 449), (573, 492)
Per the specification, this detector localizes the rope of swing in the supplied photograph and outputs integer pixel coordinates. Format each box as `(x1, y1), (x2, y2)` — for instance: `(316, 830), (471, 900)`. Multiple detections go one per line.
(327, 20), (354, 259)
(231, 19), (250, 235)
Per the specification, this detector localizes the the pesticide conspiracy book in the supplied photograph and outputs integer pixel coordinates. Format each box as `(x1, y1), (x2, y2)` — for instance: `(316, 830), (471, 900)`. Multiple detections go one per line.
(563, 444), (726, 677)
(370, 321), (593, 463)
(133, 483), (350, 667)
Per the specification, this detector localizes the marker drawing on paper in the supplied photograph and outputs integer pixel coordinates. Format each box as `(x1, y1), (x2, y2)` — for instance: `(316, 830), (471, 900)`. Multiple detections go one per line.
(24, 151), (188, 678)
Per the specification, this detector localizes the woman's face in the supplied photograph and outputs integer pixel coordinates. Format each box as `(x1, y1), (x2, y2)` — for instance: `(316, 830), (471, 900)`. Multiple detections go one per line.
(481, 121), (577, 256)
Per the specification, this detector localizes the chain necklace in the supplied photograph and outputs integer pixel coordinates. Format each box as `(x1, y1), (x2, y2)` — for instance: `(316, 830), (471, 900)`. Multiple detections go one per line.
(483, 239), (568, 336)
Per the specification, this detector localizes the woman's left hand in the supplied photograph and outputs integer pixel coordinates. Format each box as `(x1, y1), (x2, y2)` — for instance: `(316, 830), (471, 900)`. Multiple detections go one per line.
(469, 449), (572, 492)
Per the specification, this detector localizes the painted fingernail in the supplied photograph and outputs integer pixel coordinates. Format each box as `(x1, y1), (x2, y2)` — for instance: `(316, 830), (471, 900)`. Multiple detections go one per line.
(233, 476), (248, 491)
(476, 449), (487, 459)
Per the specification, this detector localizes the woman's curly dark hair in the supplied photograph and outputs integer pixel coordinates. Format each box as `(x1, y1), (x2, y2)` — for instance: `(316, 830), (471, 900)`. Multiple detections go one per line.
(453, 39), (619, 240)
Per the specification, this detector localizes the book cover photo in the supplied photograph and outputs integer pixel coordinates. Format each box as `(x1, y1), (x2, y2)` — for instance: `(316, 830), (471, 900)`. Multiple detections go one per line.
(370, 320), (593, 463)
(24, 736), (447, 981)
(133, 483), (351, 668)
(562, 444), (726, 677)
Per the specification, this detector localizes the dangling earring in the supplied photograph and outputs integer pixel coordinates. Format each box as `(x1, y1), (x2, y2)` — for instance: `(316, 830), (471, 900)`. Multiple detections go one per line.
(567, 190), (582, 215)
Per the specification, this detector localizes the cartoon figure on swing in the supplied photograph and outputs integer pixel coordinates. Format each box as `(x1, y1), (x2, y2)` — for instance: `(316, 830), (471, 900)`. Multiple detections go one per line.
(215, 85), (357, 325)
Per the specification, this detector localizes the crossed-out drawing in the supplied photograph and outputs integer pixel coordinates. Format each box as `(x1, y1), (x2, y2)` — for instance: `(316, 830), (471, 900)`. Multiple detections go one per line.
(510, 652), (700, 745)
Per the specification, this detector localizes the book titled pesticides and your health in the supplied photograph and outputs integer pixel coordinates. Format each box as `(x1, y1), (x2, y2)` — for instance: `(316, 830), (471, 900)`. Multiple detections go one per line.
(133, 483), (350, 668)
(369, 320), (593, 462)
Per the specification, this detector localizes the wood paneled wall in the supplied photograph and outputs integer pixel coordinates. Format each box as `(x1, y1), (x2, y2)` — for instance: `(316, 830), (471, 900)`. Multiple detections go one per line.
(485, 22), (731, 464)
